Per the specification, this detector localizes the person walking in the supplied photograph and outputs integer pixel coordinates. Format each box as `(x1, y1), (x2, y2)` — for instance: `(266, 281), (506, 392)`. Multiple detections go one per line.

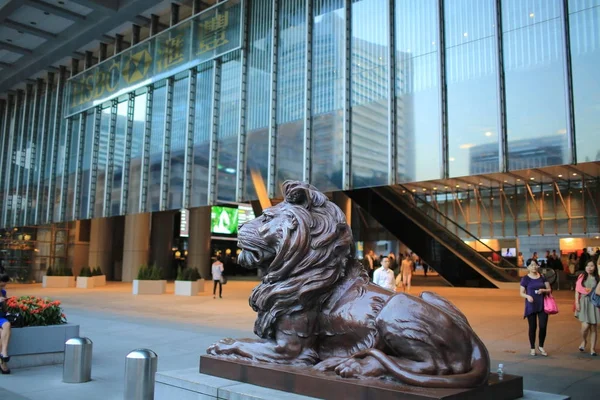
(575, 260), (600, 356)
(0, 274), (13, 374)
(212, 256), (225, 299)
(520, 260), (552, 356)
(373, 257), (395, 292)
(399, 255), (414, 292)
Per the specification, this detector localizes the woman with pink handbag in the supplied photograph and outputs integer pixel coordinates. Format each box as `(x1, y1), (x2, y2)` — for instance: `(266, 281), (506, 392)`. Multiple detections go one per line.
(575, 260), (600, 356)
(520, 260), (552, 356)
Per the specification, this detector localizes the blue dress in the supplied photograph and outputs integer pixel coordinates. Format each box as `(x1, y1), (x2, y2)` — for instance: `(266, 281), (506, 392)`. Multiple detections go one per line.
(0, 288), (8, 327)
(520, 275), (547, 318)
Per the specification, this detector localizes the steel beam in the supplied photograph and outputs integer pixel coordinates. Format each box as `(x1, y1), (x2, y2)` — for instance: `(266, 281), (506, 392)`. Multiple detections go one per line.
(183, 69), (197, 209)
(139, 86), (153, 213)
(0, 41), (32, 56)
(3, 19), (57, 40)
(73, 112), (87, 220)
(0, 96), (12, 228)
(59, 115), (74, 222)
(34, 74), (53, 225)
(267, 0), (279, 198)
(437, 0), (448, 179)
(494, 0), (508, 172)
(120, 92), (135, 215)
(3, 91), (22, 227)
(159, 77), (174, 211)
(103, 100), (118, 217)
(88, 106), (102, 219)
(236, 3), (249, 202)
(303, 0), (313, 184)
(387, 0), (397, 185)
(24, 0), (86, 21)
(45, 66), (67, 224)
(561, 0), (577, 164)
(342, 0), (352, 191)
(14, 85), (33, 226)
(207, 60), (222, 205)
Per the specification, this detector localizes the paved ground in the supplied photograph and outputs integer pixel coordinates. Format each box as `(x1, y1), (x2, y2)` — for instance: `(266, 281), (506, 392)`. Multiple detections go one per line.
(0, 272), (597, 400)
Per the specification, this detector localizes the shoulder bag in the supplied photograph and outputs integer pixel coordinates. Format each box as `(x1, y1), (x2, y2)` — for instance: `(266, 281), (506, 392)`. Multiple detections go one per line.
(543, 294), (559, 315)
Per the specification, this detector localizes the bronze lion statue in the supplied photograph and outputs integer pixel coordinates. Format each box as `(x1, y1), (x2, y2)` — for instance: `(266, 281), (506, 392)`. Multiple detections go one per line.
(207, 181), (490, 388)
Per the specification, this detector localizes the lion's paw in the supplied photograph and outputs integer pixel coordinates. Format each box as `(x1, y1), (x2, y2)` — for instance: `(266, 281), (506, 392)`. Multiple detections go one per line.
(313, 357), (350, 373)
(334, 359), (362, 378)
(207, 338), (251, 359)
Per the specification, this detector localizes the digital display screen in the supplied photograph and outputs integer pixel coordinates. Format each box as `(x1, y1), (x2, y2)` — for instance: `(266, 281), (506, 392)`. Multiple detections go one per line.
(211, 206), (239, 235)
(237, 204), (256, 227)
(501, 248), (516, 257)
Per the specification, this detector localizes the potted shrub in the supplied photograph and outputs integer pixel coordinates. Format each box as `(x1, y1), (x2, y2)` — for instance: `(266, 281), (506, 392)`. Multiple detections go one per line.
(5, 296), (79, 369)
(132, 264), (166, 295)
(76, 266), (95, 289)
(42, 266), (75, 288)
(174, 267), (202, 296)
(91, 266), (106, 286)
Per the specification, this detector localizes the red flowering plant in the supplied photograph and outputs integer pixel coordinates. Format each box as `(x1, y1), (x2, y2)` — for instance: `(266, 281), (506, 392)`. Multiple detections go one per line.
(5, 296), (67, 327)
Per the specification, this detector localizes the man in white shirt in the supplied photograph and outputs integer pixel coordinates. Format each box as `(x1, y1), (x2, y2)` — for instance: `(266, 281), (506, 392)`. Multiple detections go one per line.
(212, 256), (224, 299)
(373, 257), (395, 292)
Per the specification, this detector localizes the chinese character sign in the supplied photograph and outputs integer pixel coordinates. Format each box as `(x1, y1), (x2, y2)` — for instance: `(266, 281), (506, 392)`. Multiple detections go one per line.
(65, 0), (242, 117)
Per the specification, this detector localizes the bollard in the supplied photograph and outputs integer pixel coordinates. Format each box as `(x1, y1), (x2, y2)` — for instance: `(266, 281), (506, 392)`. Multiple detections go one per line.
(124, 349), (158, 400)
(63, 337), (93, 383)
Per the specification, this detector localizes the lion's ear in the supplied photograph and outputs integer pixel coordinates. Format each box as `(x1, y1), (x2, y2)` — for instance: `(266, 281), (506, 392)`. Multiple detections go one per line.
(283, 182), (311, 208)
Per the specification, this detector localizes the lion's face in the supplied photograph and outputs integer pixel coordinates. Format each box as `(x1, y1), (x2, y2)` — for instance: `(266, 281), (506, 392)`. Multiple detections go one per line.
(237, 204), (297, 271)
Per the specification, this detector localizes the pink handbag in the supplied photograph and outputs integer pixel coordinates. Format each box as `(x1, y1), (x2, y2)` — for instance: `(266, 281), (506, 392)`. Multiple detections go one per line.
(544, 294), (559, 315)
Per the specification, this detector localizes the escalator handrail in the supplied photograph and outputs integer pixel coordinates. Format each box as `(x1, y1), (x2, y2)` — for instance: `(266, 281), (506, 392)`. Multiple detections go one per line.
(393, 184), (519, 269)
(375, 186), (518, 282)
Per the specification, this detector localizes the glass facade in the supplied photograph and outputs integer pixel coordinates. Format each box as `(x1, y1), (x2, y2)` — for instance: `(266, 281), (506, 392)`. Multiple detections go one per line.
(0, 0), (598, 231)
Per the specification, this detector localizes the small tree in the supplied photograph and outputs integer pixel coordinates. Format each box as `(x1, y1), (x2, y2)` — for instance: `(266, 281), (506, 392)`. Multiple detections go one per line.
(79, 266), (92, 277)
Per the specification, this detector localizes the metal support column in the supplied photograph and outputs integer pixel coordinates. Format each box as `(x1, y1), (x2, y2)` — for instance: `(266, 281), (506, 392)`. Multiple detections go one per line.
(150, 14), (160, 36)
(121, 93), (135, 215)
(159, 77), (174, 211)
(342, 0), (352, 191)
(267, 0), (279, 198)
(0, 96), (12, 227)
(73, 112), (87, 220)
(60, 53), (78, 222)
(46, 65), (67, 224)
(14, 85), (33, 226)
(387, 0), (397, 185)
(24, 79), (43, 225)
(99, 43), (108, 62)
(103, 100), (118, 217)
(437, 0), (448, 179)
(235, 2), (249, 202)
(171, 3), (180, 26)
(88, 106), (102, 219)
(494, 0), (508, 172)
(302, 0), (313, 184)
(207, 60), (222, 205)
(561, 0), (577, 164)
(139, 86), (153, 213)
(132, 24), (141, 45)
(35, 75), (53, 225)
(182, 69), (197, 209)
(4, 91), (22, 227)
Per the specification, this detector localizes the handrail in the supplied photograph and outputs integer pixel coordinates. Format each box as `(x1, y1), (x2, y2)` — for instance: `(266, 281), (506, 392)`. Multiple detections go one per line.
(393, 184), (519, 269)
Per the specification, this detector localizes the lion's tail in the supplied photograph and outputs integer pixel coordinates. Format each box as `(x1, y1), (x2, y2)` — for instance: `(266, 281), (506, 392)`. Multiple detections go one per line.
(358, 340), (490, 389)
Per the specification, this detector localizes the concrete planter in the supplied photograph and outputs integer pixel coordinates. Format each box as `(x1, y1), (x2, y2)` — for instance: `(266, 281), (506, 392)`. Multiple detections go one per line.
(43, 276), (76, 288)
(133, 280), (167, 295)
(93, 275), (106, 286)
(197, 279), (205, 292)
(76, 276), (96, 289)
(10, 324), (80, 369)
(175, 280), (200, 296)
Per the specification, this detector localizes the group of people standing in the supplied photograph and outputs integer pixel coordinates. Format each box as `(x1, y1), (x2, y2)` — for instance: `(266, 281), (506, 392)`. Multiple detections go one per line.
(364, 250), (428, 293)
(520, 257), (600, 357)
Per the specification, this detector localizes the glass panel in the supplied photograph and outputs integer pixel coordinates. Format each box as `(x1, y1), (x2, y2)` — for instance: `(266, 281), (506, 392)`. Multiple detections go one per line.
(191, 64), (213, 207)
(78, 110), (94, 220)
(109, 101), (127, 216)
(445, 0), (499, 177)
(569, 3), (600, 162)
(40, 87), (57, 224)
(244, 0), (272, 201)
(127, 92), (147, 214)
(94, 107), (111, 218)
(6, 99), (23, 226)
(311, 0), (344, 192)
(147, 82), (167, 212)
(351, 0), (389, 188)
(65, 117), (80, 221)
(502, 0), (568, 169)
(168, 76), (189, 210)
(52, 113), (68, 222)
(395, 0), (441, 182)
(29, 88), (46, 225)
(217, 51), (241, 202)
(275, 0), (306, 195)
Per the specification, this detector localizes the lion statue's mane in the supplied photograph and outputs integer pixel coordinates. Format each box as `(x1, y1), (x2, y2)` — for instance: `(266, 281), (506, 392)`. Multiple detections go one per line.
(246, 181), (366, 339)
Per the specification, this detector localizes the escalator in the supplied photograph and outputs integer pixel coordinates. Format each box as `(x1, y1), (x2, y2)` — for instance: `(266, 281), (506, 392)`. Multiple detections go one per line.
(346, 185), (520, 289)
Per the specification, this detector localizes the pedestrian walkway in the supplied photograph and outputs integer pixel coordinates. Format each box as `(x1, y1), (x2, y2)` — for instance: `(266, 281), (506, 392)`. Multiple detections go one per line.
(0, 281), (597, 399)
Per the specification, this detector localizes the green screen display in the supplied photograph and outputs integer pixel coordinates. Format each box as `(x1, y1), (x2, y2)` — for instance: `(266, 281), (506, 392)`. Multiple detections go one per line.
(211, 206), (239, 235)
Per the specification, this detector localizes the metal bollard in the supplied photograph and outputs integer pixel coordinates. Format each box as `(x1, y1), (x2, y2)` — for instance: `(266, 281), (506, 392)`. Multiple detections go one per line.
(63, 337), (93, 383)
(124, 349), (158, 400)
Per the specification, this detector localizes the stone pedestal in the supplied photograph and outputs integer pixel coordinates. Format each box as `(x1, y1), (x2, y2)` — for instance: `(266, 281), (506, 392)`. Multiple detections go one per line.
(122, 213), (151, 282)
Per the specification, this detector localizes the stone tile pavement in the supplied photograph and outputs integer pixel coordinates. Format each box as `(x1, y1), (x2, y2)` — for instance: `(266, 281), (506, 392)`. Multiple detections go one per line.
(0, 277), (597, 400)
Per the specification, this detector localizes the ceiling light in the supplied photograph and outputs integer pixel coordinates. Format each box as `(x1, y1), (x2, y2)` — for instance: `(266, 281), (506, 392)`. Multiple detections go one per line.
(456, 185), (460, 188)
(6, 39), (12, 42)
(44, 12), (50, 15)
(467, 184), (471, 187)
(595, 236), (599, 239)
(504, 180), (508, 183)
(30, 21), (37, 25)
(59, 1), (65, 4)
(529, 12), (535, 18)
(490, 197), (494, 200)
(433, 187), (437, 190)
(463, 32), (468, 37)
(485, 131), (492, 137)
(412, 189), (416, 192)
(479, 182), (483, 185)
(530, 177), (535, 180)
(444, 186), (448, 189)
(572, 173), (577, 176)
(422, 188), (427, 191)
(558, 174), (563, 178)
(516, 179), (521, 182)
(402, 190), (406, 193)
(17, 30), (23, 34)
(449, 157), (455, 162)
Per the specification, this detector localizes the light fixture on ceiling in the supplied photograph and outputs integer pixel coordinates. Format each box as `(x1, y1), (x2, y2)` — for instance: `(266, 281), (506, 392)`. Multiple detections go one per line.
(422, 188), (427, 191)
(504, 180), (508, 183)
(572, 173), (577, 176)
(463, 32), (468, 37)
(456, 185), (460, 188)
(595, 236), (600, 239)
(433, 187), (437, 190)
(402, 190), (406, 193)
(558, 174), (563, 178)
(44, 12), (50, 15)
(529, 12), (535, 18)
(467, 184), (471, 187)
(30, 21), (37, 25)
(59, 1), (65, 4)
(6, 39), (12, 42)
(479, 182), (483, 185)
(449, 157), (455, 162)
(17, 30), (23, 34)
(485, 131), (492, 137)
(530, 177), (535, 180)
(517, 179), (521, 182)
(412, 189), (416, 192)
(444, 186), (449, 189)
